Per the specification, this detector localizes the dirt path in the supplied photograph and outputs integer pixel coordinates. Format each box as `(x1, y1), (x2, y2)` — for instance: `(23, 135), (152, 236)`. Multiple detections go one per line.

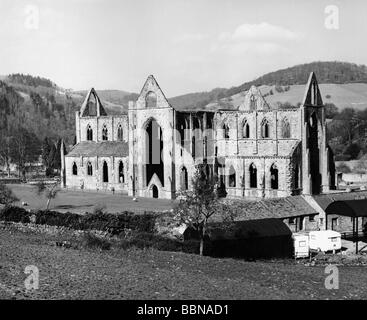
(1, 227), (366, 299)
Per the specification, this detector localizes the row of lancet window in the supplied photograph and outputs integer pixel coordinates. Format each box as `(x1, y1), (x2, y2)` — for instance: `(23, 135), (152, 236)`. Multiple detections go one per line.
(72, 161), (125, 183)
(222, 118), (291, 139)
(86, 124), (124, 141)
(220, 163), (279, 189)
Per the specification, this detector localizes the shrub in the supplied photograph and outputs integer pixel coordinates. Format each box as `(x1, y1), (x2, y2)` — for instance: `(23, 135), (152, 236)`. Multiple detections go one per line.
(116, 232), (210, 255)
(81, 232), (111, 250)
(0, 184), (19, 206)
(35, 210), (82, 229)
(336, 163), (351, 173)
(79, 211), (156, 235)
(92, 203), (107, 215)
(0, 206), (30, 223)
(275, 85), (284, 93)
(0, 206), (157, 239)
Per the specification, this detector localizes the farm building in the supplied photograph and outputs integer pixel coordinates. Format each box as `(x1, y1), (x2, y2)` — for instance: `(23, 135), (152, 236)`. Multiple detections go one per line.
(184, 218), (294, 259)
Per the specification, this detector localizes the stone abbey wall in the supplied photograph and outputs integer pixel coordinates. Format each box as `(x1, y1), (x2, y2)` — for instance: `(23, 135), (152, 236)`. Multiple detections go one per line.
(64, 72), (335, 200)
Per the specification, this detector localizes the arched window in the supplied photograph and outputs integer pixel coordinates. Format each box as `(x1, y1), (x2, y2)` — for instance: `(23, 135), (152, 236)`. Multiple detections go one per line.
(192, 136), (196, 160)
(229, 165), (236, 187)
(152, 185), (159, 198)
(250, 95), (256, 110)
(181, 166), (188, 191)
(281, 118), (291, 138)
(270, 164), (279, 190)
(117, 124), (123, 141)
(146, 91), (157, 108)
(242, 120), (250, 138)
(87, 162), (93, 176)
(102, 161), (108, 182)
(102, 124), (108, 141)
(72, 162), (78, 175)
(249, 163), (257, 188)
(223, 123), (230, 139)
(193, 117), (202, 139)
(203, 136), (208, 158)
(118, 161), (124, 183)
(87, 125), (93, 141)
(261, 119), (270, 138)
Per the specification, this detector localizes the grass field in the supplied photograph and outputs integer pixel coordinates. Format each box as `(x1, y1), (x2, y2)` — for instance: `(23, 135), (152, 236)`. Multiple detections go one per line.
(8, 184), (174, 214)
(1, 225), (366, 300)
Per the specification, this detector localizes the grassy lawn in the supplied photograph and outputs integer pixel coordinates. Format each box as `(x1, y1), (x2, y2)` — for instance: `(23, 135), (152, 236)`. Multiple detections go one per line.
(8, 184), (175, 214)
(1, 226), (367, 300)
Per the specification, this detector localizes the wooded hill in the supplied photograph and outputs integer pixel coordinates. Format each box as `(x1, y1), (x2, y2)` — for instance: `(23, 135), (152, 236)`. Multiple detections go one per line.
(1, 61), (367, 171)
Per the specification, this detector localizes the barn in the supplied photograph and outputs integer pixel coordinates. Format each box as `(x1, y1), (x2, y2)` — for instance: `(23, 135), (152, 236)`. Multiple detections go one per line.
(184, 218), (293, 259)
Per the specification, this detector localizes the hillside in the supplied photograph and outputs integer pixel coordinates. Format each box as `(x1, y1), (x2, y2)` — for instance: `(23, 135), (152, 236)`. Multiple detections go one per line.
(73, 90), (138, 113)
(201, 83), (367, 112)
(1, 61), (367, 164)
(169, 61), (367, 110)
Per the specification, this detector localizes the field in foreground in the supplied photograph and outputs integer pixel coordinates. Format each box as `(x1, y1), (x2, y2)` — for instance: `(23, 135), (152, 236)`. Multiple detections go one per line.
(8, 184), (174, 214)
(1, 227), (367, 300)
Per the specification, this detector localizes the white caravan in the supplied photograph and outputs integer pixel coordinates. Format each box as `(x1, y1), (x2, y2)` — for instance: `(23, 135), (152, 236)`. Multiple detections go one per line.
(308, 230), (342, 253)
(293, 232), (310, 258)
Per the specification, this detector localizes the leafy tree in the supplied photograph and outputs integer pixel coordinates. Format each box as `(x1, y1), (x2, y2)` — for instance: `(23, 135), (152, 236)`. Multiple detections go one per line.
(174, 163), (219, 256)
(343, 143), (361, 160)
(42, 137), (52, 175)
(0, 183), (19, 206)
(9, 127), (41, 179)
(334, 108), (359, 144)
(35, 180), (60, 210)
(324, 103), (339, 119)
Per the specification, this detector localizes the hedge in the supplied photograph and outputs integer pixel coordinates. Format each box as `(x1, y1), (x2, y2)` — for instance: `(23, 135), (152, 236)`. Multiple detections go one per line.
(0, 206), (157, 235)
(118, 232), (206, 254)
(0, 206), (213, 255)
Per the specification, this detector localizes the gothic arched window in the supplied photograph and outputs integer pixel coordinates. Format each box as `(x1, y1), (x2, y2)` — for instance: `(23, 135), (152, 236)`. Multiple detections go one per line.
(87, 125), (93, 141)
(117, 124), (123, 141)
(192, 136), (196, 160)
(103, 161), (108, 182)
(223, 123), (230, 140)
(270, 164), (279, 190)
(146, 91), (157, 108)
(181, 166), (188, 191)
(261, 119), (270, 138)
(118, 161), (124, 183)
(281, 118), (291, 138)
(229, 165), (236, 187)
(249, 163), (257, 188)
(242, 120), (250, 138)
(72, 162), (78, 175)
(87, 162), (93, 176)
(102, 124), (108, 141)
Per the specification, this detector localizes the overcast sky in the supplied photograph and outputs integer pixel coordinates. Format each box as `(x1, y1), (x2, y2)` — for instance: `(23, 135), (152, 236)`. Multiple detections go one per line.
(1, 0), (366, 96)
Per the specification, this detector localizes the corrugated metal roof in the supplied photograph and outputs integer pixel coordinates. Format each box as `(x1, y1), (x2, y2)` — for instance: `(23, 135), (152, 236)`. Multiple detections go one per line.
(325, 199), (367, 217)
(66, 141), (129, 157)
(313, 190), (367, 211)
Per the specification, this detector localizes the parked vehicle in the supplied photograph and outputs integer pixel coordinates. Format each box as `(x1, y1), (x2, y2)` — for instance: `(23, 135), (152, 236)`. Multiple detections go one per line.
(293, 232), (309, 258)
(309, 230), (342, 253)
